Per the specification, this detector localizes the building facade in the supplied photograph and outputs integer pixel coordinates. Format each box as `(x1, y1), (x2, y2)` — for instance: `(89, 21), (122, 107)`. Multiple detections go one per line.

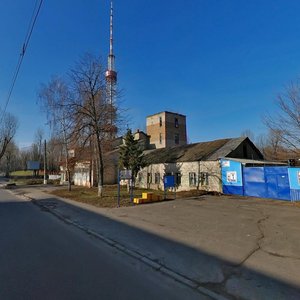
(136, 137), (264, 192)
(146, 111), (187, 149)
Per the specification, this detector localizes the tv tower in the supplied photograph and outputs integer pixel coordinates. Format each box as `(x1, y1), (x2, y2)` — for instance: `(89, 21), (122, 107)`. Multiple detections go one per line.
(105, 0), (117, 108)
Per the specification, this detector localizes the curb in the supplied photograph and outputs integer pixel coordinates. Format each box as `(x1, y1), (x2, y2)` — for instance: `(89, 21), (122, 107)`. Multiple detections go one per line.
(23, 193), (229, 300)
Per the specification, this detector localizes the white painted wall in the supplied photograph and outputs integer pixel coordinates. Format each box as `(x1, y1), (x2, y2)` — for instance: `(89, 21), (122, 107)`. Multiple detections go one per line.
(136, 161), (222, 192)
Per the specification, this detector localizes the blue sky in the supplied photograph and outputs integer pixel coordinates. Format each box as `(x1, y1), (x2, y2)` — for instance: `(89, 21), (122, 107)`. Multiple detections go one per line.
(1, 0), (300, 148)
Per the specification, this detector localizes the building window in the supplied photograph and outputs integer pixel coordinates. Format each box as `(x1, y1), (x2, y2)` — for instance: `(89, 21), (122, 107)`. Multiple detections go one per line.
(159, 116), (162, 127)
(147, 173), (152, 184)
(159, 133), (162, 144)
(189, 172), (197, 186)
(175, 133), (179, 144)
(154, 173), (160, 184)
(175, 117), (179, 128)
(175, 172), (181, 186)
(199, 172), (209, 186)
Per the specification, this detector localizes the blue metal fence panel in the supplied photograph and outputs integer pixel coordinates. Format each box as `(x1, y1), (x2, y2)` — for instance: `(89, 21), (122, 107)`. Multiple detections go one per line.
(243, 167), (268, 198)
(288, 168), (300, 190)
(221, 160), (294, 201)
(290, 189), (300, 201)
(243, 166), (290, 201)
(265, 167), (290, 200)
(221, 159), (243, 195)
(288, 168), (300, 201)
(223, 185), (243, 195)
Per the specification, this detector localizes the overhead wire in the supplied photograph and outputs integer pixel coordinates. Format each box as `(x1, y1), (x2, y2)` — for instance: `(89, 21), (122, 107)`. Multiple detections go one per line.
(1, 0), (44, 122)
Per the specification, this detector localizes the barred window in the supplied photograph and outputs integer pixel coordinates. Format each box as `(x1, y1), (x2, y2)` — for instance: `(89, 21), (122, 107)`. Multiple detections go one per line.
(147, 173), (152, 184)
(199, 172), (209, 186)
(176, 172), (181, 185)
(189, 172), (197, 186)
(154, 173), (160, 184)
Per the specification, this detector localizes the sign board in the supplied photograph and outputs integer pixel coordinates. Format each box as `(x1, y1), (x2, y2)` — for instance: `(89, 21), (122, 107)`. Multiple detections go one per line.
(222, 160), (230, 167)
(221, 159), (243, 187)
(119, 170), (132, 180)
(164, 175), (175, 188)
(27, 161), (40, 170)
(49, 175), (61, 180)
(226, 171), (237, 183)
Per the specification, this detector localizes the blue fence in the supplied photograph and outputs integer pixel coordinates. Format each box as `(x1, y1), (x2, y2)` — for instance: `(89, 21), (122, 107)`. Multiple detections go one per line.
(221, 159), (300, 201)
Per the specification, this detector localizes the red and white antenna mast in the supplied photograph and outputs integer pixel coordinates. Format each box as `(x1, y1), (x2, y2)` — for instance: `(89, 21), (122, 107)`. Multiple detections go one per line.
(105, 0), (117, 106)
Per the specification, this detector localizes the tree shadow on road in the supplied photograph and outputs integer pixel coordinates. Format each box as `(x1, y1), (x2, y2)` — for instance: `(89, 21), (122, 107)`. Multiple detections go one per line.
(1, 191), (300, 300)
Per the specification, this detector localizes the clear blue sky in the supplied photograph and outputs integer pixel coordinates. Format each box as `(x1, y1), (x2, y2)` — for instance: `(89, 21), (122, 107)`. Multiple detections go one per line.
(1, 0), (300, 148)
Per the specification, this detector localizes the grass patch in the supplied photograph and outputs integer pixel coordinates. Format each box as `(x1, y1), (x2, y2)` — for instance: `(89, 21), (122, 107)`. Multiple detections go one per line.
(49, 185), (210, 208)
(10, 170), (36, 176)
(50, 186), (134, 208)
(10, 178), (60, 186)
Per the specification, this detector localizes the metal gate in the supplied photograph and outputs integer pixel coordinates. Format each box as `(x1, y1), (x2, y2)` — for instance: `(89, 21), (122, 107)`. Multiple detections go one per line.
(243, 166), (290, 201)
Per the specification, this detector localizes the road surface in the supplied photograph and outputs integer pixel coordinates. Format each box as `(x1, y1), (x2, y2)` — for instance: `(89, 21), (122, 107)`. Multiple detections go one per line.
(0, 189), (205, 300)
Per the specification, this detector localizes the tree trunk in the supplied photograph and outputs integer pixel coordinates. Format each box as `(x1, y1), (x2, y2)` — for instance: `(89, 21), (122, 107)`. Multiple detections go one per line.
(63, 128), (71, 191)
(97, 162), (104, 197)
(98, 184), (103, 197)
(67, 170), (71, 192)
(96, 134), (104, 198)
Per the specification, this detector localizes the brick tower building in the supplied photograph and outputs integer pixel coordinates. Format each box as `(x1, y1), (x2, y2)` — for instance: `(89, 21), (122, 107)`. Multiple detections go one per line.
(146, 111), (187, 149)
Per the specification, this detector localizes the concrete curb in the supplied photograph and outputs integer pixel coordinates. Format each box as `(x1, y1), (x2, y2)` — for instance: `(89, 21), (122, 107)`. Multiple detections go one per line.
(20, 192), (229, 300)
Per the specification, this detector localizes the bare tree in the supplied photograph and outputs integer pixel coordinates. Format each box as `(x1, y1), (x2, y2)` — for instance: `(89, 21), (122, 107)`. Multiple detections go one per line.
(34, 128), (44, 162)
(0, 112), (18, 162)
(0, 140), (19, 177)
(19, 148), (31, 170)
(264, 80), (300, 156)
(69, 54), (119, 197)
(241, 129), (255, 141)
(38, 77), (74, 191)
(47, 137), (64, 173)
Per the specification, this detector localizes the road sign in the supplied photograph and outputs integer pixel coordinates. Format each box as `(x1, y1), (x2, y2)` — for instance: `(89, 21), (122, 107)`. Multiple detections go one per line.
(164, 175), (175, 188)
(119, 170), (132, 180)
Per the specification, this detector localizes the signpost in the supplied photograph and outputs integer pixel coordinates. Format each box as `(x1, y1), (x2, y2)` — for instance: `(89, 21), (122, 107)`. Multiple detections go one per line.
(119, 170), (132, 180)
(118, 169), (133, 206)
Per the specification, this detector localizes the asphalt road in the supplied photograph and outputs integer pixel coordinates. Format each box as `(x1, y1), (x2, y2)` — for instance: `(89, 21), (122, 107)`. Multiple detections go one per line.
(0, 189), (205, 300)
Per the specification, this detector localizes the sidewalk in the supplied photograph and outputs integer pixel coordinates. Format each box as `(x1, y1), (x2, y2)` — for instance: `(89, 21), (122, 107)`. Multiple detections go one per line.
(11, 186), (300, 300)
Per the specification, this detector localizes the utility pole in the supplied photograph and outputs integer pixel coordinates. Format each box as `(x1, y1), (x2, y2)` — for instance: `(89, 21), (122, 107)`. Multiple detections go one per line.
(43, 139), (47, 185)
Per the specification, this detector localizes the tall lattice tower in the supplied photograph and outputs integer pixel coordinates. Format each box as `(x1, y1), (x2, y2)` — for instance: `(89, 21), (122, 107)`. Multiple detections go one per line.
(105, 0), (117, 131)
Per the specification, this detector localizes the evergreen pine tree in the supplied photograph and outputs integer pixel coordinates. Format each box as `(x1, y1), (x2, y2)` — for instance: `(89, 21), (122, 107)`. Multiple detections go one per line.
(119, 129), (144, 186)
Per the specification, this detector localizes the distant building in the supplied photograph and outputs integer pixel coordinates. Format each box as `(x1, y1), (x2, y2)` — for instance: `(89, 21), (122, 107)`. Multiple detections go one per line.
(133, 129), (150, 150)
(146, 111), (187, 149)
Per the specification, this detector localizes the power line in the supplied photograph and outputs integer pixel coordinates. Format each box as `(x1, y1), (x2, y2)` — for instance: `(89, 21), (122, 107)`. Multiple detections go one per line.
(1, 0), (44, 121)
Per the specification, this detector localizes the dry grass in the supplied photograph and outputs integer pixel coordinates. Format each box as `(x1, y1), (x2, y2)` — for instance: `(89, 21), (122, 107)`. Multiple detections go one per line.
(295, 202), (300, 208)
(49, 185), (209, 208)
(48, 185), (300, 208)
